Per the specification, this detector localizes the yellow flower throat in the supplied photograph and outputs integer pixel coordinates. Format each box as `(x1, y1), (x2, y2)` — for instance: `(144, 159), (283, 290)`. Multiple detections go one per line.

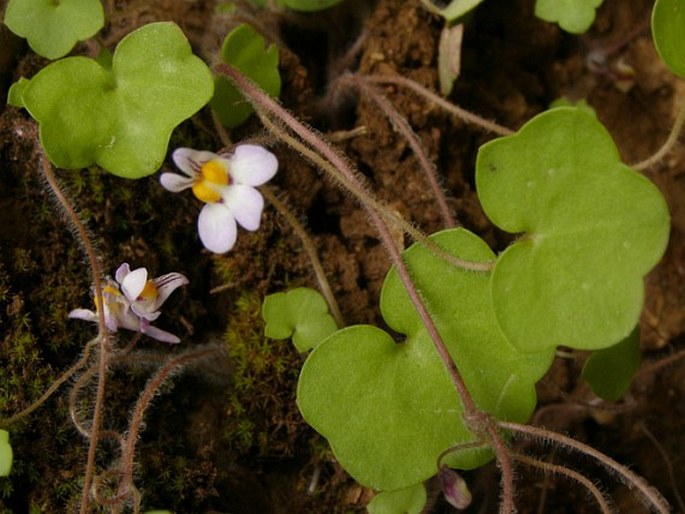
(192, 159), (230, 203)
(139, 280), (158, 301)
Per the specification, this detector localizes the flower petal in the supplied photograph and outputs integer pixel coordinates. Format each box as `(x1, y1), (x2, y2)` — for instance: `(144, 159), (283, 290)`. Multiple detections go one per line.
(143, 325), (181, 344)
(131, 303), (161, 321)
(120, 267), (148, 302)
(198, 203), (238, 253)
(68, 308), (97, 322)
(150, 272), (189, 310)
(115, 308), (141, 331)
(222, 184), (264, 231)
(115, 263), (131, 284)
(172, 148), (219, 177)
(104, 307), (121, 332)
(160, 172), (195, 193)
(228, 145), (278, 186)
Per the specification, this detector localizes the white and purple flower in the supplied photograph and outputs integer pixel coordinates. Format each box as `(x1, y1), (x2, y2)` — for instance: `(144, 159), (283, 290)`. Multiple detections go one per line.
(69, 263), (188, 344)
(160, 145), (278, 253)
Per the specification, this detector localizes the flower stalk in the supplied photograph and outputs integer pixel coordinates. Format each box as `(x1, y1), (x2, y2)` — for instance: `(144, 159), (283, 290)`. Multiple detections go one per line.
(217, 63), (515, 512)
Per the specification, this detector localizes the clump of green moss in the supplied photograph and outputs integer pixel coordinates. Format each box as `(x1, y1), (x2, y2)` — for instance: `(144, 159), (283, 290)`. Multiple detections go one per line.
(0, 255), (87, 512)
(222, 288), (308, 457)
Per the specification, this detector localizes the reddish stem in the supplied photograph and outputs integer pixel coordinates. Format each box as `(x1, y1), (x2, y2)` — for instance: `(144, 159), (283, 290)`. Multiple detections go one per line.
(500, 421), (670, 513)
(217, 64), (516, 512)
(348, 74), (457, 228)
(37, 151), (109, 514)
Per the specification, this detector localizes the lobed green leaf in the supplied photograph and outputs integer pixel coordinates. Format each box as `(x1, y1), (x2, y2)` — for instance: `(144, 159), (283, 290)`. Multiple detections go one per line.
(367, 483), (427, 514)
(419, 0), (485, 22)
(261, 288), (338, 352)
(211, 24), (281, 128)
(534, 0), (603, 34)
(16, 22), (213, 178)
(476, 107), (670, 353)
(7, 78), (30, 108)
(652, 0), (685, 76)
(297, 229), (554, 491)
(4, 0), (104, 59)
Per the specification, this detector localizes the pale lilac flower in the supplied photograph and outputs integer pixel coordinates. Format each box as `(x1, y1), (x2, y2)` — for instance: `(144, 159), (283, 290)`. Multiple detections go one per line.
(160, 145), (278, 253)
(68, 263), (188, 344)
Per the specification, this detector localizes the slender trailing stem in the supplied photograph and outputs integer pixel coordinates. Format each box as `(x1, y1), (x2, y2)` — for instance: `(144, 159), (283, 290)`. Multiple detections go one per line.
(209, 109), (344, 326)
(511, 452), (613, 514)
(69, 363), (98, 438)
(217, 64), (515, 513)
(0, 338), (97, 428)
(640, 423), (685, 513)
(366, 75), (514, 136)
(38, 153), (110, 514)
(436, 440), (486, 467)
(500, 421), (671, 514)
(634, 346), (685, 379)
(117, 346), (222, 499)
(633, 100), (685, 171)
(256, 105), (494, 272)
(261, 186), (345, 327)
(38, 157), (106, 332)
(211, 109), (233, 148)
(348, 74), (457, 228)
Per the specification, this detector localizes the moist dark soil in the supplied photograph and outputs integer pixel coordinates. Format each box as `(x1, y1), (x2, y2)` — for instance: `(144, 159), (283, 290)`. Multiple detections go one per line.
(0, 0), (684, 512)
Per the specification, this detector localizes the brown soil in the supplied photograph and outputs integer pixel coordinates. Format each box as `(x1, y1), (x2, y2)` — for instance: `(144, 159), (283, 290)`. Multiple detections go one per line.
(0, 0), (684, 512)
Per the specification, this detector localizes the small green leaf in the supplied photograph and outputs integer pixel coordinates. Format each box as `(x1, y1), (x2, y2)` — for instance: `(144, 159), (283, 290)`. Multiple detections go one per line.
(7, 77), (30, 108)
(262, 288), (338, 352)
(582, 326), (640, 401)
(476, 108), (670, 353)
(280, 0), (343, 11)
(19, 22), (214, 178)
(367, 483), (427, 514)
(549, 97), (596, 117)
(4, 0), (104, 60)
(216, 2), (239, 13)
(0, 430), (13, 477)
(534, 0), (603, 34)
(297, 229), (554, 491)
(211, 24), (280, 128)
(419, 0), (485, 22)
(652, 0), (685, 76)
(228, 0), (341, 11)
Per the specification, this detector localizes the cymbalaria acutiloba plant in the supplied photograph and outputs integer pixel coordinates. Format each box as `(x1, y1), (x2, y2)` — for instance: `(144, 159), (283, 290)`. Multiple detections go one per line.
(1, 0), (683, 512)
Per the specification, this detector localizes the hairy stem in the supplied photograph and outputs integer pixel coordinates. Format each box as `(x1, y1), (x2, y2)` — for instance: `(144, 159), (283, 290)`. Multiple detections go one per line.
(366, 75), (514, 136)
(634, 345), (685, 379)
(640, 423), (685, 513)
(209, 110), (344, 326)
(117, 346), (223, 499)
(256, 106), (494, 272)
(500, 421), (670, 513)
(633, 100), (685, 171)
(348, 74), (457, 228)
(261, 186), (345, 327)
(218, 64), (515, 513)
(511, 451), (613, 514)
(37, 153), (110, 514)
(69, 363), (98, 438)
